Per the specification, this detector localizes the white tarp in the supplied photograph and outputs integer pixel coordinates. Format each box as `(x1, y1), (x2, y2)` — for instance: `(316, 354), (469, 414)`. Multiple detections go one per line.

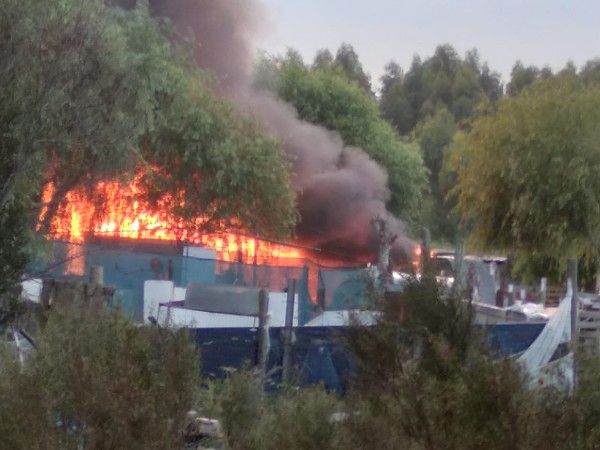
(507, 301), (548, 321)
(517, 282), (572, 377)
(304, 310), (379, 327)
(22, 278), (43, 303)
(152, 289), (298, 328)
(143, 280), (174, 324)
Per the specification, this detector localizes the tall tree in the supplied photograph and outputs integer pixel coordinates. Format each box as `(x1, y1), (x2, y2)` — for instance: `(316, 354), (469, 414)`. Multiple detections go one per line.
(1, 0), (155, 226)
(579, 58), (600, 86)
(312, 49), (334, 71)
(9, 1), (296, 239)
(380, 61), (403, 97)
(380, 63), (416, 136)
(506, 61), (540, 96)
(380, 45), (502, 135)
(379, 45), (502, 243)
(416, 108), (457, 240)
(451, 74), (600, 265)
(334, 43), (373, 95)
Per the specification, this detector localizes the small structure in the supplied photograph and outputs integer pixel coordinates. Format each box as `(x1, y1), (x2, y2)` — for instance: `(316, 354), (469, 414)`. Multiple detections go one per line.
(144, 282), (298, 328)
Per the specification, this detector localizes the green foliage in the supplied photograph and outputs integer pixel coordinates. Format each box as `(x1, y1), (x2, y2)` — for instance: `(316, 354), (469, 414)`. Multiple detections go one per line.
(1, 0), (297, 323)
(451, 74), (600, 273)
(573, 356), (600, 449)
(579, 59), (600, 86)
(139, 62), (297, 239)
(379, 45), (502, 242)
(341, 276), (581, 450)
(199, 369), (342, 450)
(0, 304), (200, 449)
(1, 0), (157, 225)
(251, 387), (343, 450)
(380, 45), (502, 136)
(334, 43), (373, 95)
(206, 368), (263, 450)
(255, 51), (428, 226)
(163, 278), (600, 449)
(506, 61), (542, 96)
(0, 202), (29, 327)
(416, 107), (458, 241)
(45, 4), (297, 241)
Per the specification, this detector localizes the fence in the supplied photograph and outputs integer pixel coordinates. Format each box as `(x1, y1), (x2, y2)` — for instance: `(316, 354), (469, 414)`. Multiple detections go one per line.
(194, 323), (545, 393)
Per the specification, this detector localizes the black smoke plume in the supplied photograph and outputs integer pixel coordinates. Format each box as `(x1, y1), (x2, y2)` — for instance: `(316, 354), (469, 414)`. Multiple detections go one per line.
(143, 0), (414, 262)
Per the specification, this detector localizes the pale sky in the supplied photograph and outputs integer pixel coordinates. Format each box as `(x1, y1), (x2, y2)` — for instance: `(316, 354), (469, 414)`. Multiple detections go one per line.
(258, 0), (600, 89)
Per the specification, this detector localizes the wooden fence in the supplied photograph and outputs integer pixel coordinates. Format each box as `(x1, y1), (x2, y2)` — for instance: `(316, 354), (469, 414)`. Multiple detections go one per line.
(578, 309), (600, 355)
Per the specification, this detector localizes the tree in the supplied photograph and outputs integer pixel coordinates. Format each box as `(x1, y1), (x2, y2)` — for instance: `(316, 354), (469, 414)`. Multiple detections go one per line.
(380, 61), (403, 97)
(312, 49), (334, 71)
(579, 58), (600, 86)
(334, 43), (373, 95)
(0, 203), (29, 327)
(2, 1), (297, 322)
(1, 0), (156, 228)
(10, 0), (296, 240)
(264, 52), (427, 226)
(451, 64), (483, 120)
(137, 81), (297, 239)
(379, 45), (502, 242)
(451, 74), (600, 266)
(380, 45), (502, 135)
(478, 63), (504, 103)
(506, 61), (540, 96)
(416, 107), (458, 241)
(0, 0), (154, 322)
(380, 81), (417, 136)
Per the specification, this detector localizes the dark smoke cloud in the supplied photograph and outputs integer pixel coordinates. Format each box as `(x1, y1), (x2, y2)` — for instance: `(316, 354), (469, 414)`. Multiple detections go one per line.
(147, 0), (413, 261)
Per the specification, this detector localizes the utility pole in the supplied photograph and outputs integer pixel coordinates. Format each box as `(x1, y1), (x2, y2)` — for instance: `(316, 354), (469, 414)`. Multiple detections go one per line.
(282, 279), (296, 383)
(568, 258), (578, 388)
(371, 215), (397, 291)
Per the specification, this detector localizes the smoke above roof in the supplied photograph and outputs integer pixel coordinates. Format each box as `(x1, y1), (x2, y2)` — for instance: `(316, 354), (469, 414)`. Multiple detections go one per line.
(148, 0), (413, 261)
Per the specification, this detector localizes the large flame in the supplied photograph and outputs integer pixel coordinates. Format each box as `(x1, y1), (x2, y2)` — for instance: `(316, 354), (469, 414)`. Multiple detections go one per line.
(41, 179), (303, 264)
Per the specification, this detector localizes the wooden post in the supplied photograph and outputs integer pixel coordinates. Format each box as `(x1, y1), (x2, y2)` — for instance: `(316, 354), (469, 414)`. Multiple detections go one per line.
(282, 279), (296, 383)
(568, 258), (578, 388)
(453, 236), (465, 291)
(422, 227), (431, 273)
(89, 266), (104, 285)
(256, 289), (269, 381)
(540, 277), (547, 306)
(507, 284), (514, 306)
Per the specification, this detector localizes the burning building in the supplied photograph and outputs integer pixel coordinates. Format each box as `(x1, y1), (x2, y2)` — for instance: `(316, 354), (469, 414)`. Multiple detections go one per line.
(37, 0), (417, 320)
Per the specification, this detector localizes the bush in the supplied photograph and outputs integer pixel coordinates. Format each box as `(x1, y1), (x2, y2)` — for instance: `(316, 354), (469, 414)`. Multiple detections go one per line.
(342, 276), (579, 450)
(200, 368), (343, 450)
(252, 386), (343, 450)
(0, 303), (200, 450)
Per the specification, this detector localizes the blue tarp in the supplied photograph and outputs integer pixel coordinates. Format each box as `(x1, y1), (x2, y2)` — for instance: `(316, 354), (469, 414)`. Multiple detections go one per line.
(193, 323), (545, 394)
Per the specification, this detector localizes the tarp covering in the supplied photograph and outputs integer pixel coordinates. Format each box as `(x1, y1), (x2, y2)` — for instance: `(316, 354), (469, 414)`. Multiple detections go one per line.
(517, 283), (572, 375)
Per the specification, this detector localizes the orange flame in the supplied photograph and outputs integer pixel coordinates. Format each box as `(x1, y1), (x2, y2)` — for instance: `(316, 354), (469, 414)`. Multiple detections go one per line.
(41, 179), (303, 264)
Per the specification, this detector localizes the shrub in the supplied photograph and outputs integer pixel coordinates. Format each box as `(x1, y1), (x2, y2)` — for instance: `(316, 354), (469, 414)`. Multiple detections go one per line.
(0, 303), (200, 450)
